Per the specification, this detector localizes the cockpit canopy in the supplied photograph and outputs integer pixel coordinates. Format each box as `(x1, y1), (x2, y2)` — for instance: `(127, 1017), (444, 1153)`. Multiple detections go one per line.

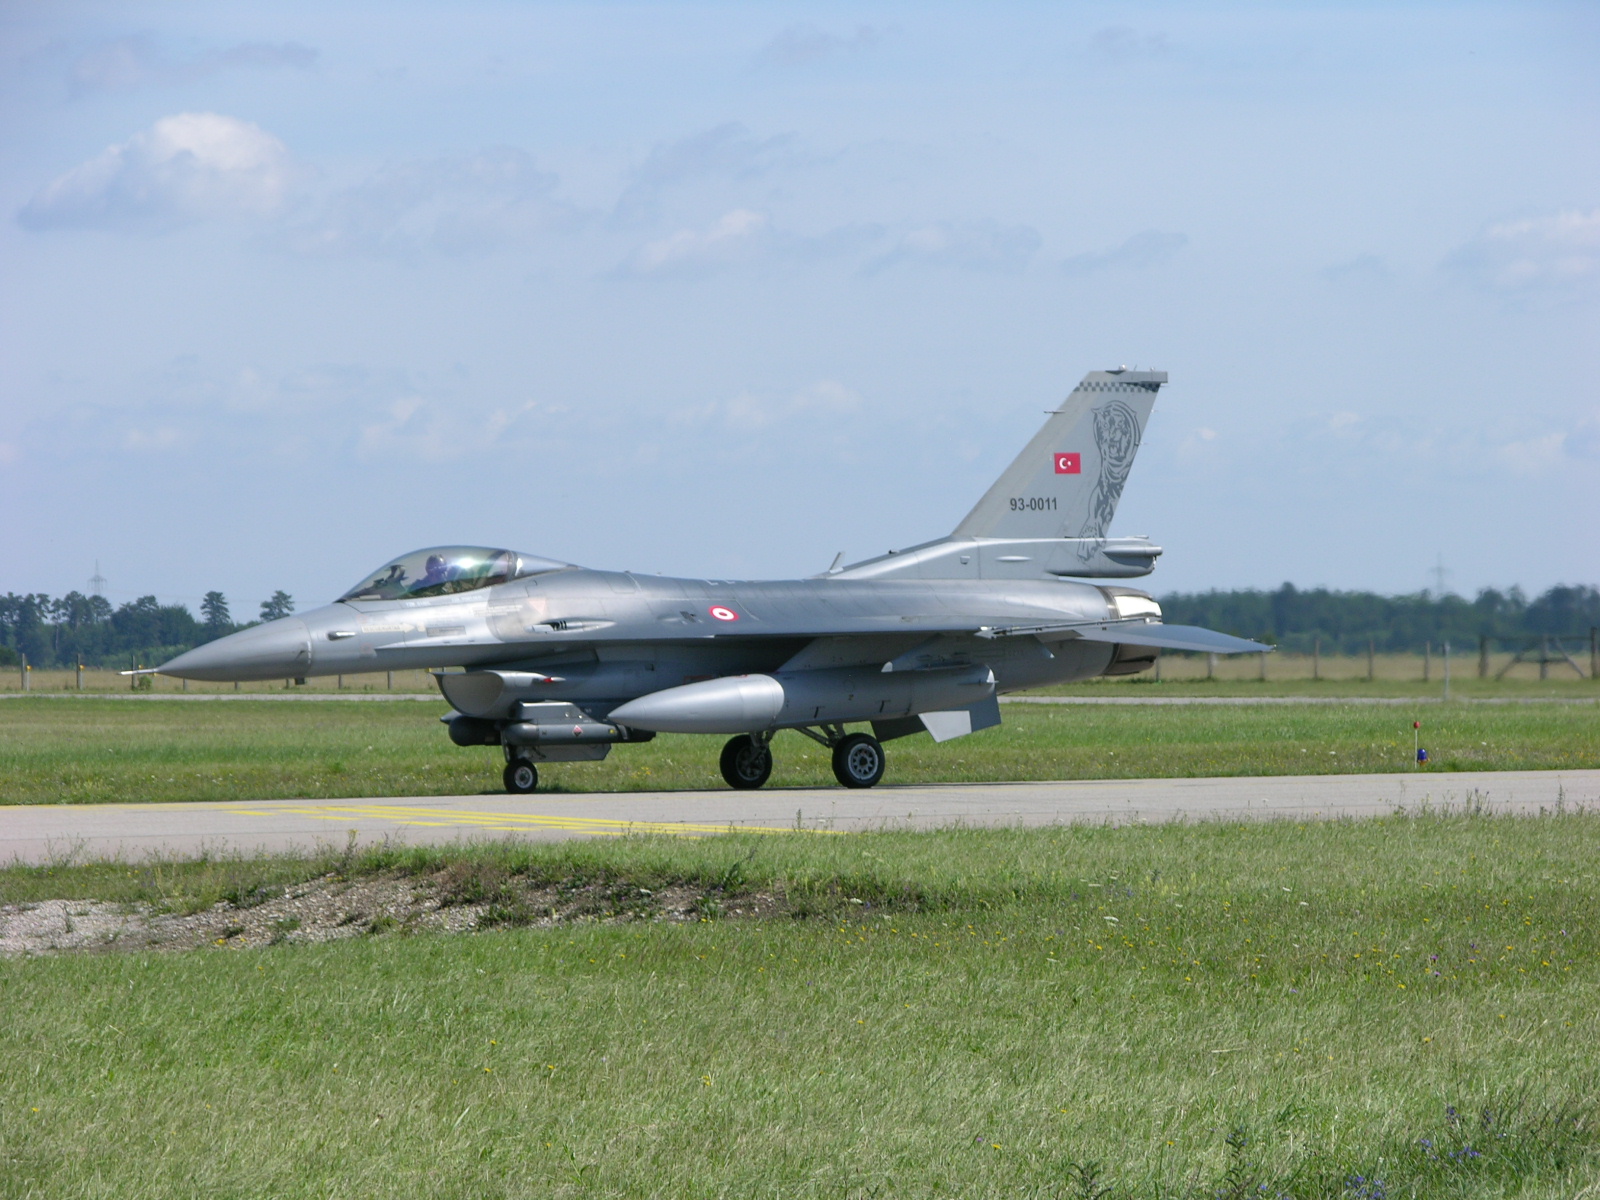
(339, 547), (567, 602)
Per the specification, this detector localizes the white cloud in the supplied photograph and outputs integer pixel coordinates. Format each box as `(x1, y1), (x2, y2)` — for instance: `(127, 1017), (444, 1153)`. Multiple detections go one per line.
(121, 426), (187, 453)
(18, 114), (570, 253)
(613, 123), (796, 224)
(277, 147), (570, 258)
(756, 24), (883, 67)
(616, 209), (772, 277)
(18, 113), (293, 232)
(613, 211), (884, 278)
(27, 355), (567, 468)
(1447, 208), (1600, 296)
(1496, 432), (1569, 475)
(864, 220), (1041, 274)
(674, 380), (863, 432)
(1061, 230), (1187, 276)
(354, 396), (531, 463)
(70, 36), (318, 93)
(1176, 426), (1220, 459)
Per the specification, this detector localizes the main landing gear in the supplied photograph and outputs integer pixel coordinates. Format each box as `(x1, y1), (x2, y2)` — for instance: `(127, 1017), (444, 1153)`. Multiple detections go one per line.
(830, 732), (886, 788)
(503, 758), (539, 794)
(718, 727), (887, 791)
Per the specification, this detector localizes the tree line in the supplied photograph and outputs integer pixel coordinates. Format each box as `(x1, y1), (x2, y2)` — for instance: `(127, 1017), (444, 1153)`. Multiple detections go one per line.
(0, 590), (295, 669)
(2, 582), (1597, 670)
(1159, 583), (1600, 655)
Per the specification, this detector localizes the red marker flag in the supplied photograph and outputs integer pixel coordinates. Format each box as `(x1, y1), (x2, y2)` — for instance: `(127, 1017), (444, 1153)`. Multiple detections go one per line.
(1054, 452), (1081, 474)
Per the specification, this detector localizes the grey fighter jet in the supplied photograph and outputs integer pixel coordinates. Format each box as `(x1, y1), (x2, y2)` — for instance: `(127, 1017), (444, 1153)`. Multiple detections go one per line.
(161, 369), (1268, 793)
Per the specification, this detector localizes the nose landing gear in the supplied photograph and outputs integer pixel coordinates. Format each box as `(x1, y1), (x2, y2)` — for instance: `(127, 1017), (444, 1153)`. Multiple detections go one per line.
(719, 733), (774, 790)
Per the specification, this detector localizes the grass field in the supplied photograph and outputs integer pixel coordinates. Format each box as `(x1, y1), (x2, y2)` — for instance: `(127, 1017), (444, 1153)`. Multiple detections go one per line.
(0, 697), (1596, 805)
(2, 814), (1597, 1198)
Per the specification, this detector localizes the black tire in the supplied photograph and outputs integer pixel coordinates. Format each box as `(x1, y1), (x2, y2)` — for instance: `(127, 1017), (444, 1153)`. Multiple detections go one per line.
(503, 760), (539, 794)
(719, 735), (773, 790)
(831, 733), (885, 789)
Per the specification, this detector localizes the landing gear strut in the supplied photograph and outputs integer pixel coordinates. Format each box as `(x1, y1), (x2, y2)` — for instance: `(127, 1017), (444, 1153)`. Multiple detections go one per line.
(719, 733), (774, 790)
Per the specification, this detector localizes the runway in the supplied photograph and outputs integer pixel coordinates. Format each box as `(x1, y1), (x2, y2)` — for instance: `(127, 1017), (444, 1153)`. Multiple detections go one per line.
(2, 769), (1595, 865)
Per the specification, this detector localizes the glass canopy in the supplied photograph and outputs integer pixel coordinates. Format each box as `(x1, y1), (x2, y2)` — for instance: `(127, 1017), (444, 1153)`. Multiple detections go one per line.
(339, 547), (566, 602)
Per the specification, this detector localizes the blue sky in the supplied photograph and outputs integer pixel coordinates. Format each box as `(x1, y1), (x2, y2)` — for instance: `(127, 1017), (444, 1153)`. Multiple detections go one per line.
(2, 2), (1595, 616)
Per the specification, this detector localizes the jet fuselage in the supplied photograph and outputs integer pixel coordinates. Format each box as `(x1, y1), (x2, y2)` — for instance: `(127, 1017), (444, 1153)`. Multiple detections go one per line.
(165, 566), (1136, 705)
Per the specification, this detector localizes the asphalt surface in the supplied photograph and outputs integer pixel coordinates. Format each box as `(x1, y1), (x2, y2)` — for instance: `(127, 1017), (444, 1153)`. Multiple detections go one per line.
(2, 769), (1595, 865)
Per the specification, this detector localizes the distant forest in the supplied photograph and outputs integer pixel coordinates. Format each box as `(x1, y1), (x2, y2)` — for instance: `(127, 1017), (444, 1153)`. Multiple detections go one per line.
(2, 583), (1597, 670)
(1159, 583), (1600, 655)
(0, 590), (294, 670)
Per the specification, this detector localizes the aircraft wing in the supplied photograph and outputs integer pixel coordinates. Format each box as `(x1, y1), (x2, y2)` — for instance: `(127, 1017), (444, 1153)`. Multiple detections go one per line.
(978, 618), (1271, 655)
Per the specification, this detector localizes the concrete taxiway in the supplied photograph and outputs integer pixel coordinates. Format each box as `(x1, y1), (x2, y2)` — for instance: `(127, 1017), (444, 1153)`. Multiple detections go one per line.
(2, 769), (1595, 865)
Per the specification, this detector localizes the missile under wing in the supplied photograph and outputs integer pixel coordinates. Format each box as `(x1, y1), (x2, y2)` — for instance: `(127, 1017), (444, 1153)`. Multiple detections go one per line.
(160, 368), (1269, 793)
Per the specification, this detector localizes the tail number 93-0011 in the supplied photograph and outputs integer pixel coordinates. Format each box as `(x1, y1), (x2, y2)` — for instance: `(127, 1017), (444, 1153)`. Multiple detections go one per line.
(1008, 496), (1058, 512)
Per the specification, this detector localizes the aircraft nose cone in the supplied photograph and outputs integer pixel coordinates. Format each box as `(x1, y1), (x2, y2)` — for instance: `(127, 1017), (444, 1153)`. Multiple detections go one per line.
(160, 618), (312, 682)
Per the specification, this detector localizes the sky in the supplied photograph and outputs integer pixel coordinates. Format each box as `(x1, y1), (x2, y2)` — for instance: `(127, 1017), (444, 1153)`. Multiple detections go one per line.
(1, 2), (1596, 618)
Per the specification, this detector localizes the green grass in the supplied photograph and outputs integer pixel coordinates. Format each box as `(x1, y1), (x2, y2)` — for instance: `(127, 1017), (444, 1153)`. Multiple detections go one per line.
(2, 815), (1598, 1197)
(0, 697), (1596, 805)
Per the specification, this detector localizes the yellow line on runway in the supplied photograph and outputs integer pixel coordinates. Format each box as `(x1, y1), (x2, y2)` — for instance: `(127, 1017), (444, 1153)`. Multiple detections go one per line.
(229, 802), (827, 838)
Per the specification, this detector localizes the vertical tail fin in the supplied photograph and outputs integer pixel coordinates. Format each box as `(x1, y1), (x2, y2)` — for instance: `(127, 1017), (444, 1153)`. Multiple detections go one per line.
(951, 368), (1165, 541)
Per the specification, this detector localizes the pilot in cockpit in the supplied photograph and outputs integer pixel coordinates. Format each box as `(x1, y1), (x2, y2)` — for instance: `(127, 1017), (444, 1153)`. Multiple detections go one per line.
(418, 554), (452, 589)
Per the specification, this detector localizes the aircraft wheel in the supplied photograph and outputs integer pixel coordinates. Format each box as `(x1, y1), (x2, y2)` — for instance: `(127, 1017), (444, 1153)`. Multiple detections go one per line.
(719, 735), (773, 790)
(503, 760), (539, 794)
(832, 733), (885, 789)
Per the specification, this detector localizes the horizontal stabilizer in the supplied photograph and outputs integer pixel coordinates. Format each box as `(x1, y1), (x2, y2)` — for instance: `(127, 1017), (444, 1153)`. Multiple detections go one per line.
(977, 618), (1270, 654)
(1069, 622), (1271, 655)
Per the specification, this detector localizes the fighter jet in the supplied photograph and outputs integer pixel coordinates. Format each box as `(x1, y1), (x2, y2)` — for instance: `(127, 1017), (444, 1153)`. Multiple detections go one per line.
(160, 369), (1268, 793)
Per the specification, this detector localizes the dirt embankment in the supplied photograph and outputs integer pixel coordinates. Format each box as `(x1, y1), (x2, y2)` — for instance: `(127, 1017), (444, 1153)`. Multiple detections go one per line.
(0, 866), (788, 956)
